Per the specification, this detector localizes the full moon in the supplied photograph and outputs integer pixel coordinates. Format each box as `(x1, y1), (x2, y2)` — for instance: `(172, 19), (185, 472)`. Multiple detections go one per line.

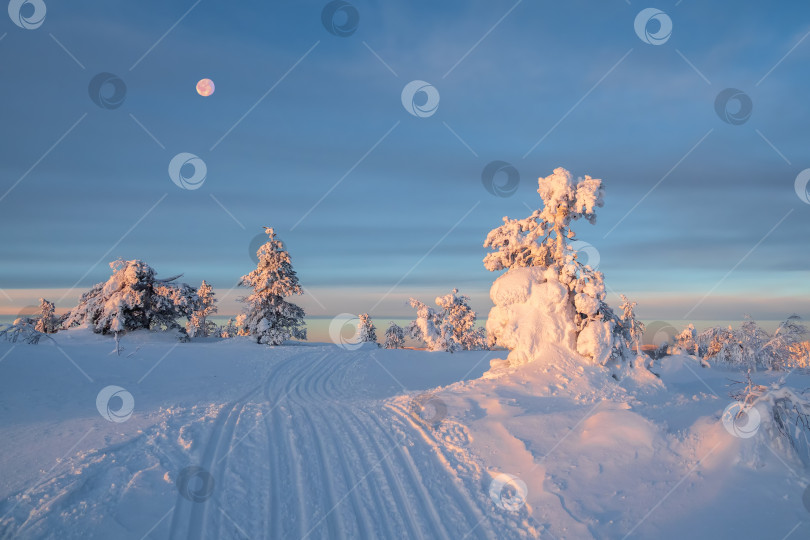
(196, 78), (215, 97)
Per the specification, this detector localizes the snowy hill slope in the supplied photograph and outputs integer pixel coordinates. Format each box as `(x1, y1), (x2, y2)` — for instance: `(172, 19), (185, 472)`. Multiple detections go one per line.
(1, 330), (809, 539)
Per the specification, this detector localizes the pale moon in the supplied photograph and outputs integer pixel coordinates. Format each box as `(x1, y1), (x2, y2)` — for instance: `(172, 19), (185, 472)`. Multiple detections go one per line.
(196, 78), (215, 97)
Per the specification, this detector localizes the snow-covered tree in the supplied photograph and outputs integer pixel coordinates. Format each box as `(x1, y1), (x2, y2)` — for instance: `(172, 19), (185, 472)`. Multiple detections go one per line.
(220, 318), (239, 338)
(702, 316), (808, 370)
(34, 298), (59, 334)
(234, 313), (250, 337)
(384, 322), (405, 349)
(435, 289), (488, 350)
(704, 326), (743, 366)
(483, 167), (640, 370)
(62, 259), (199, 335)
(357, 313), (378, 345)
(483, 167), (603, 273)
(186, 280), (217, 338)
(408, 297), (454, 352)
(238, 227), (306, 346)
(789, 342), (810, 368)
(673, 324), (698, 356)
(619, 295), (644, 355)
(408, 289), (488, 352)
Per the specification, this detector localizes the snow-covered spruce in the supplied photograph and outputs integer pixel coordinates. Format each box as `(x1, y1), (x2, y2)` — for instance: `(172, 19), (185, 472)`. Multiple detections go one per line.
(357, 313), (378, 345)
(383, 321), (405, 349)
(34, 298), (60, 334)
(238, 227), (306, 346)
(408, 288), (487, 352)
(186, 280), (218, 338)
(62, 259), (199, 335)
(483, 167), (644, 373)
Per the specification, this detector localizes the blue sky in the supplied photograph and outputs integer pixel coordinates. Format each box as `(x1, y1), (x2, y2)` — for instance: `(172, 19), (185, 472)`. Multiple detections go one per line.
(1, 0), (809, 324)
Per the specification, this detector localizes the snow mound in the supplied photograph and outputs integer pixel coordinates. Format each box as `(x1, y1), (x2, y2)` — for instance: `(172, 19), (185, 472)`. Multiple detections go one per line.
(486, 267), (577, 367)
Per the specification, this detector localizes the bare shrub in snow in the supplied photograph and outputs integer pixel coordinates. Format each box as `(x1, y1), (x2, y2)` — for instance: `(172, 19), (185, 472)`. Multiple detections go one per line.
(483, 167), (642, 370)
(729, 373), (810, 466)
(384, 322), (405, 349)
(0, 317), (45, 344)
(238, 227), (306, 346)
(62, 259), (200, 335)
(186, 280), (217, 338)
(2, 298), (63, 344)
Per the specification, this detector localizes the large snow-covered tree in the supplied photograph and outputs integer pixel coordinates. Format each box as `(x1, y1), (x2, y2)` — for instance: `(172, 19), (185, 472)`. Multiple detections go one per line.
(483, 167), (641, 370)
(238, 227), (306, 346)
(62, 259), (199, 334)
(186, 280), (217, 338)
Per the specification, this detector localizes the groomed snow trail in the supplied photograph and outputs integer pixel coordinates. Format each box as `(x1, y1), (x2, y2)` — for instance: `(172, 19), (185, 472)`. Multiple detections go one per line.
(167, 348), (505, 540)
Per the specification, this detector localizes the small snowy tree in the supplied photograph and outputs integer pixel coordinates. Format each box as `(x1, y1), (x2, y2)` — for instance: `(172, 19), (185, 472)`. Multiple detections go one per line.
(384, 322), (405, 349)
(235, 313), (250, 337)
(186, 280), (217, 338)
(238, 227), (306, 346)
(220, 318), (238, 338)
(704, 326), (743, 365)
(62, 259), (199, 335)
(761, 315), (807, 370)
(673, 324), (698, 356)
(34, 298), (59, 334)
(357, 313), (378, 345)
(435, 289), (488, 350)
(619, 295), (644, 355)
(408, 289), (488, 352)
(408, 297), (457, 352)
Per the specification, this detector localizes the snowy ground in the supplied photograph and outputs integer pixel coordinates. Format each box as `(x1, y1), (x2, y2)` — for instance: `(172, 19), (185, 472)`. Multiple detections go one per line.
(1, 329), (809, 539)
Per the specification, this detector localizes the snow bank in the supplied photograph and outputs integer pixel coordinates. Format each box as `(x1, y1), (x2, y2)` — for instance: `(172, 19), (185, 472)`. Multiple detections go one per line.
(486, 267), (577, 368)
